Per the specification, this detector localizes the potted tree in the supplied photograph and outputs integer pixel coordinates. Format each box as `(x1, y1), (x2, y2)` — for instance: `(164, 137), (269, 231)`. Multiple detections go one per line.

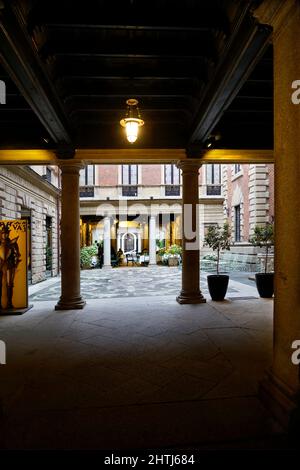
(249, 222), (274, 298)
(204, 223), (231, 300)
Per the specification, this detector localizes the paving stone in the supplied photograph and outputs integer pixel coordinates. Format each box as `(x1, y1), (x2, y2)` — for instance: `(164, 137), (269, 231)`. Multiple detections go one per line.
(0, 286), (277, 450)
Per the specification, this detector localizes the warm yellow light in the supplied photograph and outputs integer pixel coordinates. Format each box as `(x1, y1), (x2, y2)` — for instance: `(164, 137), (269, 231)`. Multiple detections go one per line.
(125, 120), (139, 143)
(120, 99), (144, 143)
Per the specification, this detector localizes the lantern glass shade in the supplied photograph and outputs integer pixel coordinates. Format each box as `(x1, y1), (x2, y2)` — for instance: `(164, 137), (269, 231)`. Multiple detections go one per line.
(125, 120), (139, 143)
(120, 99), (144, 143)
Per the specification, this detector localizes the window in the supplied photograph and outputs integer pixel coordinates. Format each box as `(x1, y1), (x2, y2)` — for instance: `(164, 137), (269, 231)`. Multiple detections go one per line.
(235, 205), (241, 242)
(80, 165), (95, 186)
(164, 164), (180, 185)
(46, 216), (52, 274)
(42, 167), (52, 183)
(122, 165), (138, 185)
(164, 164), (180, 196)
(234, 164), (241, 174)
(206, 164), (221, 195)
(122, 165), (138, 196)
(46, 167), (52, 183)
(79, 165), (95, 197)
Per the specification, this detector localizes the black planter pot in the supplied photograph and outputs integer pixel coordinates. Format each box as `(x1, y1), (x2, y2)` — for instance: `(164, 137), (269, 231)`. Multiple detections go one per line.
(207, 274), (229, 301)
(255, 272), (274, 298)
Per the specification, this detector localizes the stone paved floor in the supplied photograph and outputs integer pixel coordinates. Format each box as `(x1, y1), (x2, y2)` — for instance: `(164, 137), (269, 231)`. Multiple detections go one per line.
(29, 267), (259, 301)
(0, 293), (283, 450)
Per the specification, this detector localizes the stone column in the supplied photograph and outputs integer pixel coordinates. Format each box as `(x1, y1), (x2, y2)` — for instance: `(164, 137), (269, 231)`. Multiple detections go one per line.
(103, 216), (111, 268)
(111, 220), (117, 252)
(55, 161), (85, 310)
(149, 215), (157, 265)
(143, 221), (149, 250)
(176, 161), (206, 304)
(254, 0), (300, 428)
(137, 232), (142, 253)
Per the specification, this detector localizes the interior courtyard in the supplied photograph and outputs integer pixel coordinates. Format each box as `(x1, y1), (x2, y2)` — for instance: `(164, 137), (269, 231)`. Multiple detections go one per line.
(0, 0), (300, 453)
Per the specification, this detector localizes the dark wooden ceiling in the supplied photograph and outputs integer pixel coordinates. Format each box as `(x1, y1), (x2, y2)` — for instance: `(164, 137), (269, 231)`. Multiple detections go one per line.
(0, 0), (273, 153)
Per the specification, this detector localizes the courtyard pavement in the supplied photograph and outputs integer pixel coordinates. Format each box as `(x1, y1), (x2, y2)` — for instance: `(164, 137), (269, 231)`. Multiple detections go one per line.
(0, 276), (284, 449)
(29, 266), (259, 301)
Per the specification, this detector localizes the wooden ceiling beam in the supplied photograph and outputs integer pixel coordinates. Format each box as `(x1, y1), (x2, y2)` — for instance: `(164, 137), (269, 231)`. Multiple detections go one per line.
(0, 2), (73, 145)
(189, 11), (272, 144)
(0, 148), (274, 165)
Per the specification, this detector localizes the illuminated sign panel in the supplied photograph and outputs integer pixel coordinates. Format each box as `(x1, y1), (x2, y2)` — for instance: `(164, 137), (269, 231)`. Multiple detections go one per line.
(0, 220), (28, 311)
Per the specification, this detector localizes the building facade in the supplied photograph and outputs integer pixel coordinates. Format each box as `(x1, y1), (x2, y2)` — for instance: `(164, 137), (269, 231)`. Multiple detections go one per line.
(222, 163), (274, 270)
(79, 162), (274, 266)
(79, 163), (225, 262)
(0, 165), (60, 284)
(0, 162), (275, 279)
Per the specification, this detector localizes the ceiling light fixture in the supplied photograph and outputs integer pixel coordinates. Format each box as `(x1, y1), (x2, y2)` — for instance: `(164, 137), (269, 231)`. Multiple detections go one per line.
(120, 99), (144, 143)
(206, 133), (222, 149)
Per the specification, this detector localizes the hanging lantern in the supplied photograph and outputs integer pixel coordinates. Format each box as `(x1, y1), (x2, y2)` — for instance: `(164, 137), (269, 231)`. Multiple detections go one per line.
(120, 99), (144, 143)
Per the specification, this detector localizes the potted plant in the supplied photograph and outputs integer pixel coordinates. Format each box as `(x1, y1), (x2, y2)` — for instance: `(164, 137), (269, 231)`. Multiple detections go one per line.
(249, 222), (274, 298)
(157, 247), (166, 264)
(166, 244), (182, 266)
(204, 223), (231, 300)
(156, 239), (166, 264)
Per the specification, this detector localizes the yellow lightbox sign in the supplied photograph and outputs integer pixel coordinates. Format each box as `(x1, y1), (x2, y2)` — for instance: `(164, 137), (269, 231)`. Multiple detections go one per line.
(0, 220), (28, 311)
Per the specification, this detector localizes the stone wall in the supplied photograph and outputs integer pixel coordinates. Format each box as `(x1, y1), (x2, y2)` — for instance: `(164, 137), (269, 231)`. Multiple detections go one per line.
(0, 166), (60, 284)
(223, 163), (274, 240)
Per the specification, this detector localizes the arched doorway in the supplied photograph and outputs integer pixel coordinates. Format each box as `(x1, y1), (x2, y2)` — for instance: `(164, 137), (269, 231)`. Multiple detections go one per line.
(123, 233), (135, 252)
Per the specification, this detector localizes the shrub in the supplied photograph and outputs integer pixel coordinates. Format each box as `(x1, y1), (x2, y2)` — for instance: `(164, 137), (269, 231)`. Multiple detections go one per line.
(80, 245), (98, 268)
(166, 244), (182, 256)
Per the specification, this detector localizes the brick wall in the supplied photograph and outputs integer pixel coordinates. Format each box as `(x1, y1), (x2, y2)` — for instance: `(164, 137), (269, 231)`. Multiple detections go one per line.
(142, 165), (162, 185)
(98, 165), (119, 186)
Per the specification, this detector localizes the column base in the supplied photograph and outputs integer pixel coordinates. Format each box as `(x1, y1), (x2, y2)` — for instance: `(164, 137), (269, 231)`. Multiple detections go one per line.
(259, 369), (299, 430)
(176, 291), (206, 304)
(55, 297), (86, 311)
(103, 265), (112, 269)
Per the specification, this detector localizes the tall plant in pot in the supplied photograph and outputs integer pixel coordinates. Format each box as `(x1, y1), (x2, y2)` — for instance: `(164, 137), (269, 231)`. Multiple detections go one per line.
(249, 222), (274, 298)
(204, 223), (231, 300)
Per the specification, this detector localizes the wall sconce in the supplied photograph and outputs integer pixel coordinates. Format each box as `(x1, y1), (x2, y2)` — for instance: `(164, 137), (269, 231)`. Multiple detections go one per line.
(120, 99), (144, 143)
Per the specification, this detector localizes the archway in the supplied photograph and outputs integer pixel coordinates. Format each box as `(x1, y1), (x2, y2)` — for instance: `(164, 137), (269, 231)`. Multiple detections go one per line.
(123, 232), (135, 252)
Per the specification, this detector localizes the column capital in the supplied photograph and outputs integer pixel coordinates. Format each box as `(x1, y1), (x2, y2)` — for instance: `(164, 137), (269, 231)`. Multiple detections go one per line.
(253, 0), (298, 38)
(58, 160), (85, 174)
(176, 160), (202, 173)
